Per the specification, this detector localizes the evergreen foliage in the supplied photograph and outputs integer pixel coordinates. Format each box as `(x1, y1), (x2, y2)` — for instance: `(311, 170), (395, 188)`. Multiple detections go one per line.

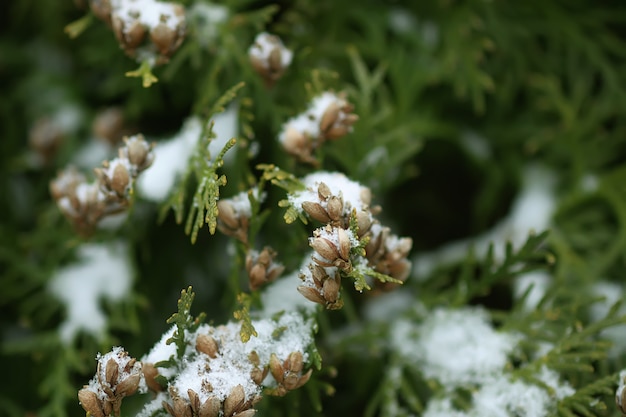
(2, 1), (626, 416)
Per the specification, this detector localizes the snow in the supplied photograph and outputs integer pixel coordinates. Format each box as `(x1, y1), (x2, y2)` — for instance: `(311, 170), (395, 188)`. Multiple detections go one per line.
(261, 270), (317, 316)
(137, 117), (200, 202)
(172, 311), (314, 403)
(48, 241), (133, 343)
(73, 140), (114, 169)
(248, 32), (293, 69)
(138, 108), (238, 202)
(413, 165), (557, 279)
(111, 0), (184, 30)
(141, 325), (178, 377)
(471, 375), (552, 417)
(188, 2), (229, 48)
(136, 392), (169, 417)
(391, 307), (520, 389)
(617, 370), (626, 412)
(288, 171), (371, 216)
(362, 289), (417, 322)
(423, 367), (572, 417)
(222, 187), (265, 219)
(278, 92), (352, 144)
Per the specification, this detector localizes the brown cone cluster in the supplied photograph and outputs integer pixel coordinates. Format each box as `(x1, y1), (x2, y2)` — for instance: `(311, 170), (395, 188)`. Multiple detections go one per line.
(248, 32), (293, 87)
(245, 247), (285, 291)
(266, 352), (313, 397)
(28, 117), (65, 165)
(78, 348), (144, 417)
(50, 134), (154, 236)
(294, 177), (413, 308)
(88, 0), (186, 65)
(279, 92), (358, 165)
(92, 107), (128, 145)
(164, 385), (260, 417)
(216, 190), (258, 244)
(297, 263), (343, 310)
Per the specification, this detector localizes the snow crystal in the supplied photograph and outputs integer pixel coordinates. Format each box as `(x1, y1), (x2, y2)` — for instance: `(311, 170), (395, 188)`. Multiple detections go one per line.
(392, 307), (520, 389)
(48, 241), (133, 343)
(289, 171), (370, 216)
(413, 165), (556, 279)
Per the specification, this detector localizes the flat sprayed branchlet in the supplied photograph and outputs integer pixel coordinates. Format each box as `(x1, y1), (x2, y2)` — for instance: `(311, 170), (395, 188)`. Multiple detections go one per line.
(248, 32), (293, 87)
(50, 134), (154, 236)
(88, 0), (186, 65)
(278, 92), (359, 165)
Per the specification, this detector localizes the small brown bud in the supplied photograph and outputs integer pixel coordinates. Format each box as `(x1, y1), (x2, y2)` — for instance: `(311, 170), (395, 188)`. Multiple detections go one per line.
(322, 276), (340, 304)
(110, 162), (131, 196)
(78, 388), (105, 417)
(223, 385), (245, 417)
(217, 200), (239, 230)
(142, 362), (163, 392)
(29, 117), (64, 163)
(301, 201), (331, 223)
(269, 354), (284, 384)
(199, 396), (221, 417)
(90, 0), (112, 25)
(336, 227), (351, 261)
(105, 358), (119, 387)
(355, 211), (372, 237)
(317, 182), (332, 200)
(326, 196), (344, 223)
(93, 107), (125, 144)
(319, 101), (340, 134)
(297, 285), (326, 305)
(151, 23), (177, 55)
(116, 373), (141, 397)
(196, 334), (219, 358)
(286, 352), (303, 373)
(310, 237), (339, 263)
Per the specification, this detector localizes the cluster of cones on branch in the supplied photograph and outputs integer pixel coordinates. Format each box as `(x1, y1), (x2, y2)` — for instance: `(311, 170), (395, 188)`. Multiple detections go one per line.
(85, 0), (186, 65)
(50, 134), (154, 236)
(215, 173), (412, 307)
